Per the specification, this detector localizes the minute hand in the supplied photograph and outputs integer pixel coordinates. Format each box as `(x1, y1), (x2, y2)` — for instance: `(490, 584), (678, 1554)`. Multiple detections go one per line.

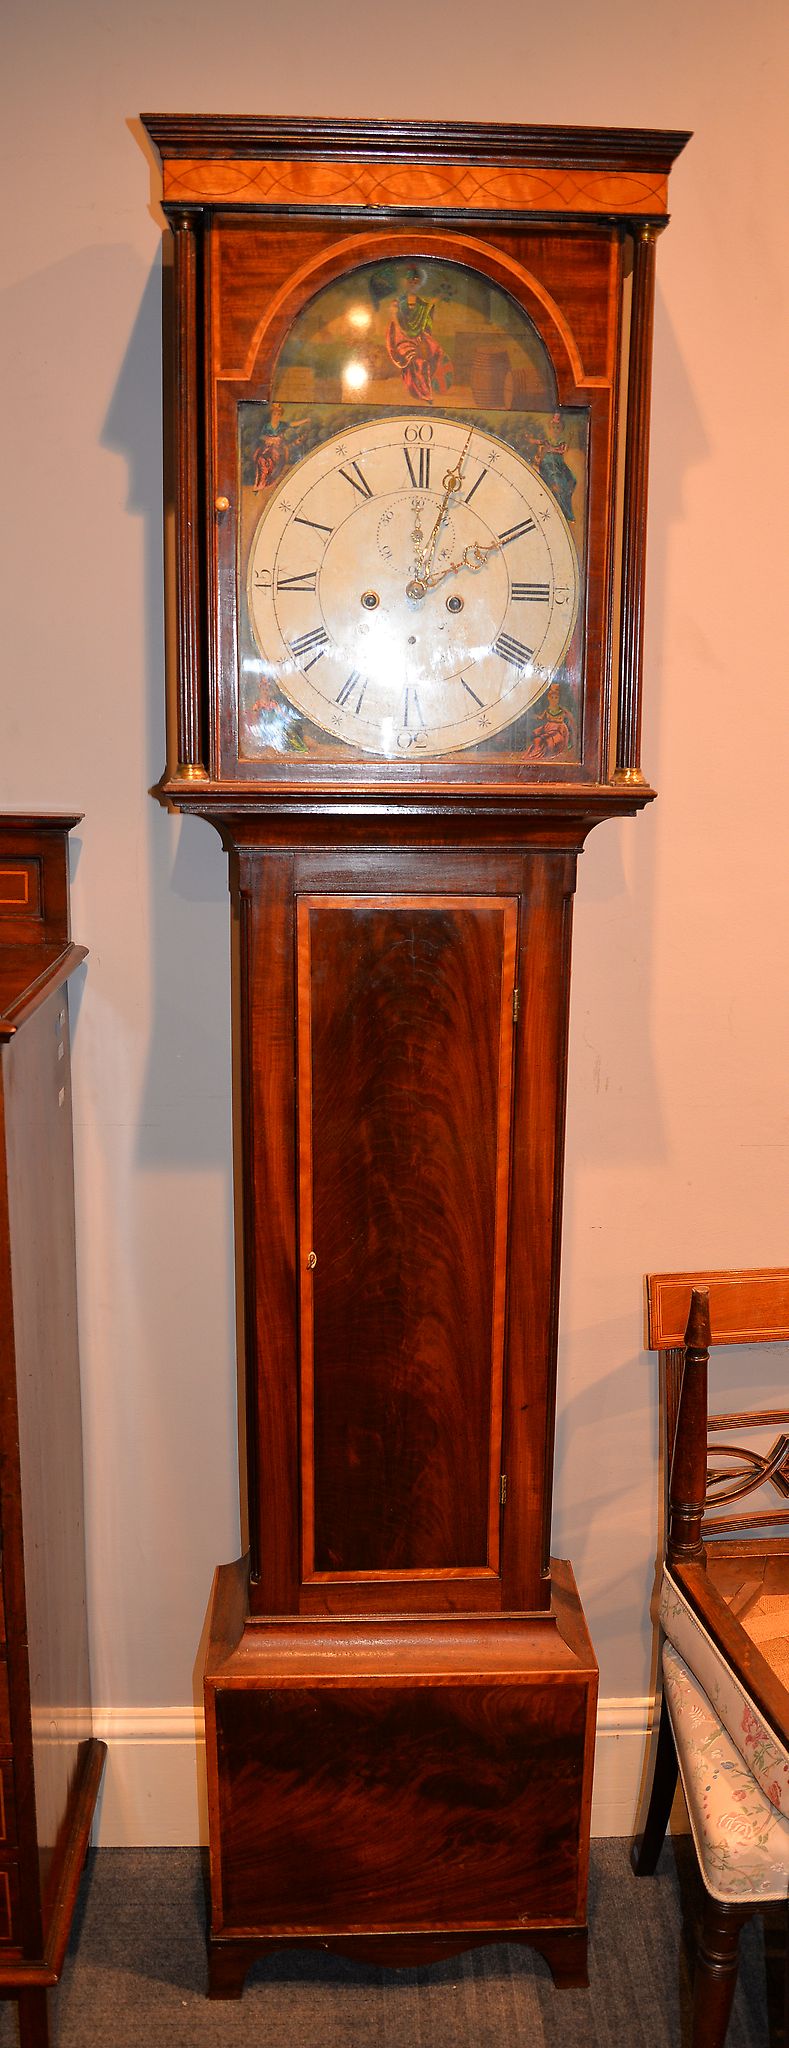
(418, 428), (474, 577)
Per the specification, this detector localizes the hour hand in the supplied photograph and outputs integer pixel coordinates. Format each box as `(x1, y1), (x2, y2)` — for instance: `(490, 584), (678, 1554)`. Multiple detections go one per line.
(406, 539), (498, 600)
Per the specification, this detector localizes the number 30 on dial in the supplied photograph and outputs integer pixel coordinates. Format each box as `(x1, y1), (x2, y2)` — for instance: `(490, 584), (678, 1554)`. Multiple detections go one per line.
(245, 415), (580, 757)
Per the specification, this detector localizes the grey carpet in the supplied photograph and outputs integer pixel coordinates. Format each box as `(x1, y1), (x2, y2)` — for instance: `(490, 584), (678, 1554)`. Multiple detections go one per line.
(0, 1840), (782, 2046)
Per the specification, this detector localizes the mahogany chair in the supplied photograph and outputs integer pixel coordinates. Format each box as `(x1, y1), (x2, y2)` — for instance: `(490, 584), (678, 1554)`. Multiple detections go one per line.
(633, 1269), (789, 2047)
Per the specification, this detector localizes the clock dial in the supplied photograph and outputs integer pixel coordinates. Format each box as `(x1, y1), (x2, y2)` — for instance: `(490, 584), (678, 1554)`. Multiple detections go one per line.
(245, 416), (580, 758)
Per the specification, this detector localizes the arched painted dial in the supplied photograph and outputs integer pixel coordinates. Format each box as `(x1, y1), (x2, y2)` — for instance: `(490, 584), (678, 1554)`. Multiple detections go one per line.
(246, 415), (580, 757)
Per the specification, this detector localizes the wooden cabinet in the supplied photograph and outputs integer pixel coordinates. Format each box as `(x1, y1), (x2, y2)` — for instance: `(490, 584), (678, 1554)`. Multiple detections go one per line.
(0, 817), (105, 2048)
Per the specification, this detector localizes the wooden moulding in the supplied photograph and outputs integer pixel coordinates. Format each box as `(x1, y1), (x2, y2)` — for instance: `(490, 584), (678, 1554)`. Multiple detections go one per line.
(142, 116), (690, 220)
(163, 785), (656, 844)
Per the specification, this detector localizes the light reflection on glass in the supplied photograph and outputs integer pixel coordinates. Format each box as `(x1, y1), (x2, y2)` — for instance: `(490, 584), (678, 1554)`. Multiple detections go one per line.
(342, 360), (369, 393)
(347, 305), (372, 331)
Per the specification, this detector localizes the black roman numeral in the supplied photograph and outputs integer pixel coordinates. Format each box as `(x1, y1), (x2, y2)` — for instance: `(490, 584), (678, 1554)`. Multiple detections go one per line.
(498, 518), (537, 546)
(495, 633), (534, 669)
(290, 627), (329, 671)
(294, 514), (334, 538)
(459, 676), (484, 706)
(277, 571), (318, 594)
(403, 444), (431, 490)
(336, 670), (368, 714)
(338, 461), (373, 500)
(464, 468), (487, 505)
(402, 688), (426, 730)
(511, 581), (549, 602)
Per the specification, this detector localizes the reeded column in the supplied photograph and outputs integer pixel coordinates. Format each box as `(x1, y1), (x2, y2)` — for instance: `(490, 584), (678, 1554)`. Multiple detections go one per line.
(168, 208), (207, 780)
(615, 223), (661, 786)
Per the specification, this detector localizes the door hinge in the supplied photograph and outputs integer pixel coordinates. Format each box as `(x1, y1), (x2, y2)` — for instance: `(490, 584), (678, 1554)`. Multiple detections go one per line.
(512, 986), (520, 1024)
(500, 1473), (508, 1506)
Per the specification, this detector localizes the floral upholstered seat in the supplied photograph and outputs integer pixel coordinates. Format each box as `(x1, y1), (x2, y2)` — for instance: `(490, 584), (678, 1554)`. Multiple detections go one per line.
(661, 1571), (789, 1823)
(662, 1641), (789, 1904)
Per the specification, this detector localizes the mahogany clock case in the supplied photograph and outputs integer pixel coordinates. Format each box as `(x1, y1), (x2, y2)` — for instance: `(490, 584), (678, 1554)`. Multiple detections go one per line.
(141, 117), (688, 1995)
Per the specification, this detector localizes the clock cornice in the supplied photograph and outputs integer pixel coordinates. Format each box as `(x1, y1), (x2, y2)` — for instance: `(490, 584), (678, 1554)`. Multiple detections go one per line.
(142, 114), (691, 177)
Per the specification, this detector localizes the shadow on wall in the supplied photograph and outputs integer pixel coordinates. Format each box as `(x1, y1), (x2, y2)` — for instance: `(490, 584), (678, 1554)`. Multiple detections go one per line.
(550, 278), (709, 1686)
(102, 253), (233, 1174)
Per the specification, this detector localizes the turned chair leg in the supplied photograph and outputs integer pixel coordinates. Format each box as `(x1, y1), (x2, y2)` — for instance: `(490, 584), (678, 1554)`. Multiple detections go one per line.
(632, 1686), (679, 1876)
(692, 1896), (749, 2048)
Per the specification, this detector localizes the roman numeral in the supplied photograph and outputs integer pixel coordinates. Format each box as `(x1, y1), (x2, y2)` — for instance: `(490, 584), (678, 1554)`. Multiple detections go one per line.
(498, 518), (537, 546)
(401, 688), (426, 730)
(294, 514), (334, 538)
(403, 444), (431, 489)
(277, 571), (318, 594)
(459, 676), (484, 706)
(511, 581), (549, 602)
(464, 468), (487, 505)
(495, 633), (534, 669)
(338, 461), (373, 500)
(336, 670), (368, 714)
(290, 627), (329, 671)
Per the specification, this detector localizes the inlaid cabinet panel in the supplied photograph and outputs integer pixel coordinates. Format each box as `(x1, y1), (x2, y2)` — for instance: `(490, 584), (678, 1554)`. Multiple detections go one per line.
(297, 894), (517, 1584)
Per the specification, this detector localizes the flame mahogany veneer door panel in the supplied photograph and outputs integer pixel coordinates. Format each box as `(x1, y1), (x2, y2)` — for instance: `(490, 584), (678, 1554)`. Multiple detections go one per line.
(297, 895), (517, 1590)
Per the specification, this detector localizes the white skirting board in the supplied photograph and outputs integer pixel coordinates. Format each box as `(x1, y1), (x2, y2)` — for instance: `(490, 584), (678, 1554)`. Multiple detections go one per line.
(90, 1698), (678, 1847)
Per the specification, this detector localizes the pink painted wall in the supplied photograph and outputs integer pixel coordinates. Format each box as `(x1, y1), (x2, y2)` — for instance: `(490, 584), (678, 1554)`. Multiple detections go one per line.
(2, 0), (787, 1833)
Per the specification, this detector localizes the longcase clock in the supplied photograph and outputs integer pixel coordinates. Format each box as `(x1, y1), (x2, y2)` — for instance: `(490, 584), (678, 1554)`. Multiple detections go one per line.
(142, 114), (688, 1997)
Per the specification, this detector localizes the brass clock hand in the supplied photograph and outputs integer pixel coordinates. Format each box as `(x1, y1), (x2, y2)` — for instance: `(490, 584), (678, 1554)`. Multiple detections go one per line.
(419, 539), (500, 592)
(415, 427), (474, 578)
(406, 537), (499, 602)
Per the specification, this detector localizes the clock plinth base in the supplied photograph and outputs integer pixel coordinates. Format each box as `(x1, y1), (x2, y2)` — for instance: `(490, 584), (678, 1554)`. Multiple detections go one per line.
(204, 1556), (597, 1998)
(206, 1925), (590, 1998)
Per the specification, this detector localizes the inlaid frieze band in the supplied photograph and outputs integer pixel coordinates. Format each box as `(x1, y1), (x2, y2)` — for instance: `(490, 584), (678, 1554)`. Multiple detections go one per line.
(162, 158), (670, 215)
